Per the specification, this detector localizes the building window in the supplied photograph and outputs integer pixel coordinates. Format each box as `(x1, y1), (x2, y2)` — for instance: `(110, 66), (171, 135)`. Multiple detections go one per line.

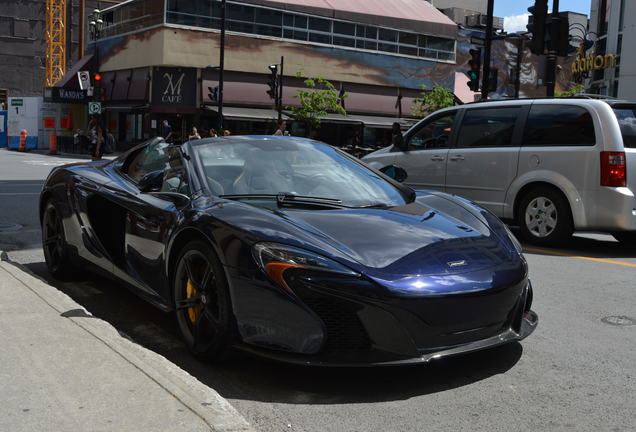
(598, 0), (611, 36)
(161, 0), (456, 63)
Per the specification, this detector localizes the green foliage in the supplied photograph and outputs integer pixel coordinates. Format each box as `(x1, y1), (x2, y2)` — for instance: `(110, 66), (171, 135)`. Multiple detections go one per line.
(555, 84), (585, 97)
(288, 72), (347, 129)
(411, 84), (456, 118)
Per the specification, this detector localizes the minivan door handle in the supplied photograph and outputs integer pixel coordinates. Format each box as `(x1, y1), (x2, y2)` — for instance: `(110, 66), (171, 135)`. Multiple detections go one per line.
(449, 155), (465, 161)
(430, 155), (445, 161)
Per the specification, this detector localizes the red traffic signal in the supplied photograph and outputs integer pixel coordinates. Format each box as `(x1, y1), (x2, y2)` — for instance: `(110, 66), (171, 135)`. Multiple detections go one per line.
(94, 73), (102, 81)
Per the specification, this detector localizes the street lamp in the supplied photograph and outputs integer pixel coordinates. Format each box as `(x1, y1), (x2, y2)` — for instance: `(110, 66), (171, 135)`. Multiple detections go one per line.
(88, 9), (103, 41)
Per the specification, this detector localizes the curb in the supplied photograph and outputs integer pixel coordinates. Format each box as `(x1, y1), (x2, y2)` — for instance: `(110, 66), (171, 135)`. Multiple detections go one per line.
(0, 252), (254, 432)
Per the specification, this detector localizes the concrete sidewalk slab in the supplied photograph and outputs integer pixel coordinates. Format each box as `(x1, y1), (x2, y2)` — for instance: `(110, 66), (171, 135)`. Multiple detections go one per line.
(0, 255), (254, 432)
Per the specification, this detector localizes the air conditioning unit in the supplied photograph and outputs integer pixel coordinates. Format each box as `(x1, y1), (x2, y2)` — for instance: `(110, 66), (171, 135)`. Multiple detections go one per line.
(466, 14), (504, 30)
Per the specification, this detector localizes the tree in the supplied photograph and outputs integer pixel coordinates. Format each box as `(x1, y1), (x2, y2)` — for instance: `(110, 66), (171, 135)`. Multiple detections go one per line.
(411, 84), (456, 118)
(555, 84), (585, 97)
(288, 72), (347, 132)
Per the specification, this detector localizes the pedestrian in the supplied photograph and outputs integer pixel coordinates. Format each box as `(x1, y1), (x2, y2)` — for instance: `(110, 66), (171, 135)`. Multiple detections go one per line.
(273, 120), (289, 136)
(162, 120), (173, 143)
(104, 129), (116, 154)
(188, 126), (201, 141)
(73, 129), (83, 153)
(209, 128), (218, 138)
(223, 129), (231, 136)
(391, 122), (404, 150)
(91, 120), (105, 161)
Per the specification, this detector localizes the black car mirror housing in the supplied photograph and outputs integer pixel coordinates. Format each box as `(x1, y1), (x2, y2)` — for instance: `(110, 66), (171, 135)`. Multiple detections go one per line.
(138, 170), (164, 193)
(380, 165), (408, 183)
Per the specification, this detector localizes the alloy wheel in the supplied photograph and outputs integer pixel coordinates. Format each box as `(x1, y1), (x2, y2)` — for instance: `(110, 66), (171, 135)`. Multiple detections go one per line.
(525, 196), (558, 238)
(175, 249), (222, 354)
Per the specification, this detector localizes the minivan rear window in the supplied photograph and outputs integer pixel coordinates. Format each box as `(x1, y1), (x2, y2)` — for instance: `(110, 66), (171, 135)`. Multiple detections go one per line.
(613, 107), (636, 148)
(523, 105), (596, 146)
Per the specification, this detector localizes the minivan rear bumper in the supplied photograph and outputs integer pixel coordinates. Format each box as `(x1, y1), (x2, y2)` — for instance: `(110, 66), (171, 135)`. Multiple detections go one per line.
(584, 187), (636, 230)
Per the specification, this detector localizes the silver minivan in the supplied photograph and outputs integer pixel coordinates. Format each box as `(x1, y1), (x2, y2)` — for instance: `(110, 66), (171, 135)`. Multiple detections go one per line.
(363, 98), (636, 246)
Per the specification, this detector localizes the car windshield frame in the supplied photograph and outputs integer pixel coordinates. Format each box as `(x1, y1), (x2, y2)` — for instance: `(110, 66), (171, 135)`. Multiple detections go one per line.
(189, 137), (413, 207)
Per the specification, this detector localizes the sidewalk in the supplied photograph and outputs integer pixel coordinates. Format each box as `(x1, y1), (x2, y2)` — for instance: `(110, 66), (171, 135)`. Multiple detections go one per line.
(0, 253), (253, 432)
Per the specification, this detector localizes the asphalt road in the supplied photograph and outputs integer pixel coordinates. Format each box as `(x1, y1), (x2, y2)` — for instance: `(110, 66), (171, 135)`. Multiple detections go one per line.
(1, 149), (634, 432)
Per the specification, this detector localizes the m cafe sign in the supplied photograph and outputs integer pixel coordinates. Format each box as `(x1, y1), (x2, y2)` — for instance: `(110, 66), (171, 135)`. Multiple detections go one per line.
(151, 67), (196, 108)
(571, 44), (616, 74)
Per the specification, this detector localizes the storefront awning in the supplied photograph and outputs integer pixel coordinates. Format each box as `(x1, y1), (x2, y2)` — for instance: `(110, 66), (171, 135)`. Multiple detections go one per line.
(344, 114), (418, 129)
(205, 106), (289, 121)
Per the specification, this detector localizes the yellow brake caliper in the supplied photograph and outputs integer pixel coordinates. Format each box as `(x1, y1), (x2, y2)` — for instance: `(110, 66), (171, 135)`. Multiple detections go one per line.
(186, 279), (197, 323)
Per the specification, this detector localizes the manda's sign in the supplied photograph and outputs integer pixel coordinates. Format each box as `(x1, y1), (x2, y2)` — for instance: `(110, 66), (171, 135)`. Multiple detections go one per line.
(572, 45), (616, 74)
(44, 87), (88, 103)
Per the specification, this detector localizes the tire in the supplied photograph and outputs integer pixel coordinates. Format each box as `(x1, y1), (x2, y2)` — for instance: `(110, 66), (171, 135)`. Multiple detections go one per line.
(173, 240), (233, 361)
(517, 187), (573, 246)
(612, 232), (636, 247)
(42, 201), (76, 279)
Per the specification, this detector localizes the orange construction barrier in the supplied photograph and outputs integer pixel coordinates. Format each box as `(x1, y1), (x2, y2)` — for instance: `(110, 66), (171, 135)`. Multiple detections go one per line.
(48, 131), (58, 155)
(19, 129), (27, 152)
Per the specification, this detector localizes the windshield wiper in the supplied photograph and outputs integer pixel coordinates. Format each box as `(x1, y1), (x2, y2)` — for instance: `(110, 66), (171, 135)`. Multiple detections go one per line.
(219, 193), (347, 209)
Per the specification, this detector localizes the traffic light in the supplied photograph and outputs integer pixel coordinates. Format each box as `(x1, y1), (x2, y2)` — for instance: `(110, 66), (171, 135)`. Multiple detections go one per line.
(93, 72), (102, 101)
(207, 86), (219, 102)
(547, 14), (570, 56)
(266, 64), (278, 100)
(466, 48), (481, 92)
(527, 0), (548, 55)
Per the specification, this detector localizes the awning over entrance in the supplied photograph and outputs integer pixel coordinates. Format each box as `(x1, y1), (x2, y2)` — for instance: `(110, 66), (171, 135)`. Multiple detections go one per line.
(205, 106), (289, 121)
(344, 114), (418, 129)
(55, 54), (95, 90)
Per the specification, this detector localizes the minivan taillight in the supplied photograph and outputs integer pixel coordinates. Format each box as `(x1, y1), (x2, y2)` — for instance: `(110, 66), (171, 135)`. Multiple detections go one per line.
(600, 151), (626, 187)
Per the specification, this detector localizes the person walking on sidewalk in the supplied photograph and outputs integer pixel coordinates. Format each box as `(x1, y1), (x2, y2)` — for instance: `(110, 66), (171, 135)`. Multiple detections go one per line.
(273, 120), (289, 136)
(188, 127), (201, 141)
(162, 120), (173, 143)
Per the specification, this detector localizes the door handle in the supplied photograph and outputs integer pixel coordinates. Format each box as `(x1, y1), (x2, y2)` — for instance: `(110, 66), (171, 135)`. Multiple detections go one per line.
(430, 155), (445, 161)
(449, 155), (465, 161)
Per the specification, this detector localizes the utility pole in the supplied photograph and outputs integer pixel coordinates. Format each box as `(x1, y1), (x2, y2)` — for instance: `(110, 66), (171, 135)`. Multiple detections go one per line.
(545, 0), (559, 97)
(278, 56), (284, 123)
(515, 36), (524, 98)
(217, 0), (226, 134)
(481, 0), (494, 99)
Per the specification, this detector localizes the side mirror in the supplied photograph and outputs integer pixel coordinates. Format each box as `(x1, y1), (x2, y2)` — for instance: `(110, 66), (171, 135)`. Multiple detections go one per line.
(138, 170), (164, 193)
(380, 165), (408, 183)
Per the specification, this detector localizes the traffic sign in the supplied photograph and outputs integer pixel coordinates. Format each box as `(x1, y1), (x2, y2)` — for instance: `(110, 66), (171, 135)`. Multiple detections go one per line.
(77, 71), (91, 90)
(88, 101), (101, 115)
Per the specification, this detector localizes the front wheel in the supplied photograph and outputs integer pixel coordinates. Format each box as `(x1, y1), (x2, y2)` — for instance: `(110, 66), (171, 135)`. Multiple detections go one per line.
(517, 187), (573, 246)
(173, 240), (233, 361)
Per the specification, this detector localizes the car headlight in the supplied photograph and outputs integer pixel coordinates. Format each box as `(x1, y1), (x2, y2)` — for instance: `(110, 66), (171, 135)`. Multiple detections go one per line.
(252, 242), (360, 292)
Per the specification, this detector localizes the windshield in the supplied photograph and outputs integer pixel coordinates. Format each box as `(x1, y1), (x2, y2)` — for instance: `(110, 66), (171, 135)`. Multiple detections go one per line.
(613, 106), (636, 148)
(192, 137), (408, 207)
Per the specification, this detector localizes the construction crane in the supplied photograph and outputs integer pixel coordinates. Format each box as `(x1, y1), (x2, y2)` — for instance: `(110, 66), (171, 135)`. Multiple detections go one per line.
(45, 0), (66, 87)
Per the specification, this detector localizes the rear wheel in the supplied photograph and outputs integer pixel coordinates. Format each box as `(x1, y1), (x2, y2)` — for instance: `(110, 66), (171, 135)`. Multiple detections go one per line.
(173, 240), (233, 361)
(517, 187), (573, 246)
(42, 201), (76, 279)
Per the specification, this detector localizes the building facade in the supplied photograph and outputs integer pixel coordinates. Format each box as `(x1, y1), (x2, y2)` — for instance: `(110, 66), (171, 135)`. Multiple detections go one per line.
(587, 0), (634, 99)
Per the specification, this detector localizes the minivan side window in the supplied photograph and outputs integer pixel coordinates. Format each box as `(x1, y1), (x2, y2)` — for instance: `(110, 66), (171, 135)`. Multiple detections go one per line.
(456, 107), (521, 148)
(524, 105), (596, 146)
(613, 106), (636, 148)
(406, 112), (456, 151)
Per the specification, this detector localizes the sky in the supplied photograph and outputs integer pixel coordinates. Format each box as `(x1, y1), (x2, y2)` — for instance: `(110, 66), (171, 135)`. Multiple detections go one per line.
(495, 0), (591, 33)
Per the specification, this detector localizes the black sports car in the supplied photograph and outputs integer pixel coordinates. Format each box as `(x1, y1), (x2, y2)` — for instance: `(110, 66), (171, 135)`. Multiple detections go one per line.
(40, 136), (537, 365)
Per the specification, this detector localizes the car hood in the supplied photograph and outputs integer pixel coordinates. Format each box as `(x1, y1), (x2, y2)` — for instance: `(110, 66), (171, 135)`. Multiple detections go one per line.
(270, 194), (524, 292)
(207, 192), (525, 295)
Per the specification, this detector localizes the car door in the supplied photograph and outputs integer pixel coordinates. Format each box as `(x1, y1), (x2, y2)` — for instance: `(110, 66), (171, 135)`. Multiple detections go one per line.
(444, 106), (525, 216)
(101, 140), (189, 303)
(394, 110), (459, 191)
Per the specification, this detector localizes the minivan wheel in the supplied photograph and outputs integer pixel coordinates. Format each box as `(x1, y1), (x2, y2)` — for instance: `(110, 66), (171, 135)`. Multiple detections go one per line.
(518, 187), (573, 246)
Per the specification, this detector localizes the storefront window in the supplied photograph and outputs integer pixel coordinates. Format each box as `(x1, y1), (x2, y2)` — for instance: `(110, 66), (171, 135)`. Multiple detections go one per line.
(163, 0), (455, 62)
